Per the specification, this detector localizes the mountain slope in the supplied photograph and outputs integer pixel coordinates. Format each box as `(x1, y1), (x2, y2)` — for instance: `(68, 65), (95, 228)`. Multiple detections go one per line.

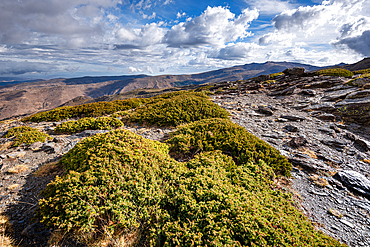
(0, 61), (329, 120)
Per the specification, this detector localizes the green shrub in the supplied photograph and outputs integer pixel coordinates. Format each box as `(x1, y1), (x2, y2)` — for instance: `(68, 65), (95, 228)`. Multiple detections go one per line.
(3, 126), (50, 147)
(55, 117), (123, 134)
(37, 129), (182, 243)
(161, 152), (343, 246)
(22, 98), (145, 123)
(166, 118), (291, 176)
(353, 69), (370, 75)
(129, 92), (230, 127)
(315, 68), (354, 77)
(269, 72), (284, 78)
(110, 110), (130, 118)
(37, 130), (344, 246)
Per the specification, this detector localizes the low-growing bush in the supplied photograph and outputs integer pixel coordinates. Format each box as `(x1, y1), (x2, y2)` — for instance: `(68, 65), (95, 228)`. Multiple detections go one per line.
(269, 72), (284, 78)
(315, 68), (354, 77)
(161, 152), (343, 246)
(129, 92), (229, 127)
(3, 126), (50, 147)
(37, 130), (344, 246)
(55, 117), (123, 134)
(166, 118), (291, 176)
(22, 98), (145, 123)
(37, 129), (181, 244)
(353, 69), (370, 75)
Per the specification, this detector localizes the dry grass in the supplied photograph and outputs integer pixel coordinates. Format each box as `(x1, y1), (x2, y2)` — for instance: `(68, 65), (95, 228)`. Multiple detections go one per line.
(33, 161), (65, 178)
(363, 159), (370, 164)
(0, 215), (16, 247)
(7, 165), (28, 174)
(309, 174), (329, 187)
(298, 147), (318, 159)
(7, 184), (20, 191)
(0, 141), (13, 151)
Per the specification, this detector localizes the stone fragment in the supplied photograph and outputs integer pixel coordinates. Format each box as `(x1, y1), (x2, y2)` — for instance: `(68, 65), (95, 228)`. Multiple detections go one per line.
(363, 83), (370, 89)
(76, 130), (110, 137)
(328, 208), (343, 218)
(28, 141), (43, 151)
(303, 102), (336, 112)
(7, 151), (26, 158)
(280, 115), (305, 121)
(284, 125), (298, 132)
(355, 138), (370, 152)
(320, 138), (347, 151)
(334, 170), (370, 198)
(323, 88), (358, 101)
(288, 157), (331, 171)
(257, 105), (273, 116)
(316, 113), (336, 121)
(289, 137), (307, 147)
(283, 67), (305, 76)
(300, 89), (316, 96)
(340, 219), (355, 228)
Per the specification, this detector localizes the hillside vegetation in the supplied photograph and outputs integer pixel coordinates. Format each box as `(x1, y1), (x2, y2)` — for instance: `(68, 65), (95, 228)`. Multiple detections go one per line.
(30, 90), (346, 246)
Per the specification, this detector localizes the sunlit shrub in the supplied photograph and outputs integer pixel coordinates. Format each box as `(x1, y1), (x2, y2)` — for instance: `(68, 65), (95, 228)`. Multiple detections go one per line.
(3, 126), (50, 147)
(55, 117), (123, 134)
(315, 68), (353, 77)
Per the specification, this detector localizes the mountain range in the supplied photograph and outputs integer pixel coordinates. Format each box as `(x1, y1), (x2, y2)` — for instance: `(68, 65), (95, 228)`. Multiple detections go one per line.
(1, 58), (369, 120)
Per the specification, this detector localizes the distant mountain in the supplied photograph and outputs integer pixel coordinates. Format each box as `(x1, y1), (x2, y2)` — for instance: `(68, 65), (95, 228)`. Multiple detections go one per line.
(0, 60), (365, 120)
(342, 57), (370, 71)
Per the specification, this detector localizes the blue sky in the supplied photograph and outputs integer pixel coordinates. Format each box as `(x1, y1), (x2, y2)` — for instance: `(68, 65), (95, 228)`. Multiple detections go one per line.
(0, 0), (369, 79)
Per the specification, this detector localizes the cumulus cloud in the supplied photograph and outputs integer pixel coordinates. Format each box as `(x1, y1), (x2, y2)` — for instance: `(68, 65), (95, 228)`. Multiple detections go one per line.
(209, 43), (259, 60)
(164, 7), (259, 48)
(259, 32), (296, 46)
(333, 30), (370, 56)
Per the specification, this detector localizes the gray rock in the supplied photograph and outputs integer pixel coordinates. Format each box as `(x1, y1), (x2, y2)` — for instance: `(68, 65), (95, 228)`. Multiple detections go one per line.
(283, 67), (305, 76)
(76, 130), (110, 137)
(334, 96), (370, 125)
(334, 170), (370, 198)
(323, 88), (358, 101)
(303, 102), (336, 112)
(280, 115), (305, 121)
(355, 138), (370, 152)
(289, 136), (307, 147)
(340, 219), (355, 228)
(316, 113), (336, 121)
(321, 138), (347, 151)
(28, 141), (43, 151)
(284, 125), (299, 132)
(300, 89), (316, 96)
(7, 151), (26, 158)
(346, 89), (370, 99)
(351, 78), (370, 87)
(257, 105), (273, 116)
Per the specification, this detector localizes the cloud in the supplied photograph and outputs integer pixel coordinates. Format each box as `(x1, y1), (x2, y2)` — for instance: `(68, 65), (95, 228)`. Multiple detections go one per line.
(333, 30), (370, 56)
(164, 7), (259, 48)
(141, 12), (156, 19)
(246, 0), (297, 15)
(209, 43), (259, 60)
(259, 32), (296, 46)
(0, 60), (57, 75)
(128, 66), (141, 73)
(177, 12), (186, 18)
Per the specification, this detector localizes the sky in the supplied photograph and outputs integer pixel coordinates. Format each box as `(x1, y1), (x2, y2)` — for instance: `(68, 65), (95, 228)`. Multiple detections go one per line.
(0, 0), (370, 79)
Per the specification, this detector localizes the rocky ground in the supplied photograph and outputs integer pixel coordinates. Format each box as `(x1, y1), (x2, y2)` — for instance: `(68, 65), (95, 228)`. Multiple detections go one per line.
(0, 69), (370, 246)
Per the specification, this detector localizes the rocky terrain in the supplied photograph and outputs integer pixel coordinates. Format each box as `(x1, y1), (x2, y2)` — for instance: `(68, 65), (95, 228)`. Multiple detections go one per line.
(0, 68), (369, 246)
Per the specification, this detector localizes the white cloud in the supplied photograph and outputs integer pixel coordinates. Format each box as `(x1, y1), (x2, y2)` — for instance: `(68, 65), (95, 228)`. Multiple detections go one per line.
(141, 12), (156, 19)
(246, 0), (297, 15)
(164, 6), (259, 48)
(333, 30), (370, 56)
(176, 12), (186, 18)
(209, 42), (260, 60)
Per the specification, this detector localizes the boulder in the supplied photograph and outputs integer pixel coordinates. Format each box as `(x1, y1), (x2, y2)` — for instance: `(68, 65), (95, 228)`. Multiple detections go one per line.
(334, 170), (370, 198)
(283, 67), (305, 76)
(351, 78), (370, 87)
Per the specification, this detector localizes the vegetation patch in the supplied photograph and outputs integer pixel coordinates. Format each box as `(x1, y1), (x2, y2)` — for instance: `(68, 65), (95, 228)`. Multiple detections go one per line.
(167, 118), (291, 176)
(3, 126), (50, 147)
(269, 72), (284, 78)
(353, 69), (370, 75)
(315, 68), (354, 77)
(22, 98), (146, 122)
(37, 130), (344, 246)
(129, 92), (230, 127)
(55, 117), (123, 134)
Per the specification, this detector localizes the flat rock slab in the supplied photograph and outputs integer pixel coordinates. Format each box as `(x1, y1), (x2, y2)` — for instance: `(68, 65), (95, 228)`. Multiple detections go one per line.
(334, 170), (370, 198)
